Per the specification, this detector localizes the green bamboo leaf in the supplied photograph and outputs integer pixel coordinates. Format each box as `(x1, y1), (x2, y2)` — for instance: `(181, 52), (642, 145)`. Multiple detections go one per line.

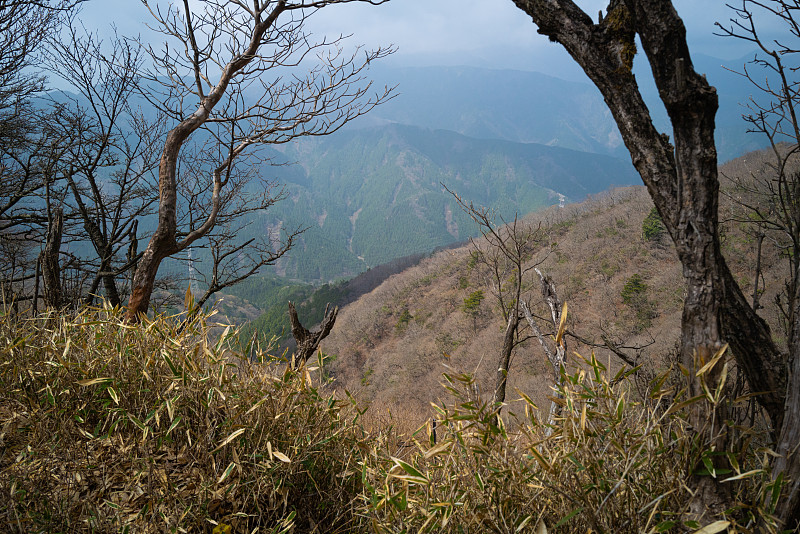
(391, 457), (429, 485)
(128, 414), (146, 431)
(107, 386), (119, 405)
(162, 351), (181, 376)
(474, 472), (485, 492)
(554, 507), (583, 528)
(166, 416), (182, 436)
(702, 455), (716, 478)
(770, 472), (784, 512)
(217, 462), (236, 484)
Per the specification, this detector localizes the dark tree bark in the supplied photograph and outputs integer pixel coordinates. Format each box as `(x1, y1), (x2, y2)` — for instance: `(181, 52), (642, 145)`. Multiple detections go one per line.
(32, 254), (39, 313)
(40, 207), (62, 308)
(715, 2), (800, 523)
(288, 301), (338, 369)
(510, 0), (789, 523)
(493, 312), (521, 409)
(779, 308), (800, 523)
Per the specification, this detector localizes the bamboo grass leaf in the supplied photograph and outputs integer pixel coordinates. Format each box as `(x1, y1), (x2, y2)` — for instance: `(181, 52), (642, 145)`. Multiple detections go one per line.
(555, 302), (568, 347)
(212, 428), (246, 453)
(390, 457), (429, 485)
(696, 344), (728, 376)
(77, 377), (112, 386)
(692, 521), (730, 534)
(273, 450), (291, 463)
(217, 462), (236, 484)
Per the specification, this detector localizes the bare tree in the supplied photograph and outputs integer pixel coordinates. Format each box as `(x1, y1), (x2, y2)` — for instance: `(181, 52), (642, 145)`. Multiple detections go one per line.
(0, 105), (76, 309)
(124, 0), (395, 321)
(40, 20), (163, 307)
(446, 185), (551, 416)
(40, 206), (63, 308)
(0, 0), (85, 306)
(187, 219), (304, 317)
(508, 0), (796, 525)
(0, 0), (84, 132)
(716, 0), (800, 524)
(521, 268), (566, 433)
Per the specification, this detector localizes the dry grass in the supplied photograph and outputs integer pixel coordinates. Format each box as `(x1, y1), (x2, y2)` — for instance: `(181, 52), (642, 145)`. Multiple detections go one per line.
(0, 305), (789, 532)
(361, 353), (783, 533)
(0, 307), (370, 533)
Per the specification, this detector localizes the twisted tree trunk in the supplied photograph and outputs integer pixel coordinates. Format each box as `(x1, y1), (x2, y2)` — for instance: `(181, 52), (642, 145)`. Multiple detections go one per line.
(511, 0), (789, 523)
(492, 312), (520, 408)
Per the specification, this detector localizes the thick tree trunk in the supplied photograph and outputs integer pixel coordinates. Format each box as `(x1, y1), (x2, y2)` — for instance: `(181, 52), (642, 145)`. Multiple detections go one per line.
(41, 207), (63, 309)
(774, 302), (800, 527)
(125, 233), (177, 321)
(510, 0), (787, 521)
(124, 129), (186, 321)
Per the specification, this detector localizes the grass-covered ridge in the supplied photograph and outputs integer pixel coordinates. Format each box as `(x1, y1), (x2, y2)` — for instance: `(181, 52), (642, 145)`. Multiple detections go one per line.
(0, 307), (786, 532)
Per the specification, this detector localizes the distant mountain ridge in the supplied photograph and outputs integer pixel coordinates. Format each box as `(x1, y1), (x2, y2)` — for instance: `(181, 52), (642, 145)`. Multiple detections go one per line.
(42, 59), (766, 290)
(349, 60), (767, 162)
(359, 66), (625, 156)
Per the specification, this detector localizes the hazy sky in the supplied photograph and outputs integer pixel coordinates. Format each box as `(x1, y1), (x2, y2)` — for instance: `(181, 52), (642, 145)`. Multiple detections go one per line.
(80, 0), (766, 82)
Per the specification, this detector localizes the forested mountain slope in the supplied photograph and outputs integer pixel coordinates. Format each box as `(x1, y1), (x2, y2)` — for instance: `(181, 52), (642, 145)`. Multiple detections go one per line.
(255, 123), (638, 281)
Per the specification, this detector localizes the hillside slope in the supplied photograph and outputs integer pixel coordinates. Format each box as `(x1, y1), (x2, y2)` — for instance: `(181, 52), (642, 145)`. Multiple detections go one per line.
(318, 151), (786, 426)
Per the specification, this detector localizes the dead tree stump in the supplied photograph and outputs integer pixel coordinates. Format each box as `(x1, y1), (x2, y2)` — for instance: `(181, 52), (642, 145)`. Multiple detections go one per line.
(288, 301), (338, 369)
